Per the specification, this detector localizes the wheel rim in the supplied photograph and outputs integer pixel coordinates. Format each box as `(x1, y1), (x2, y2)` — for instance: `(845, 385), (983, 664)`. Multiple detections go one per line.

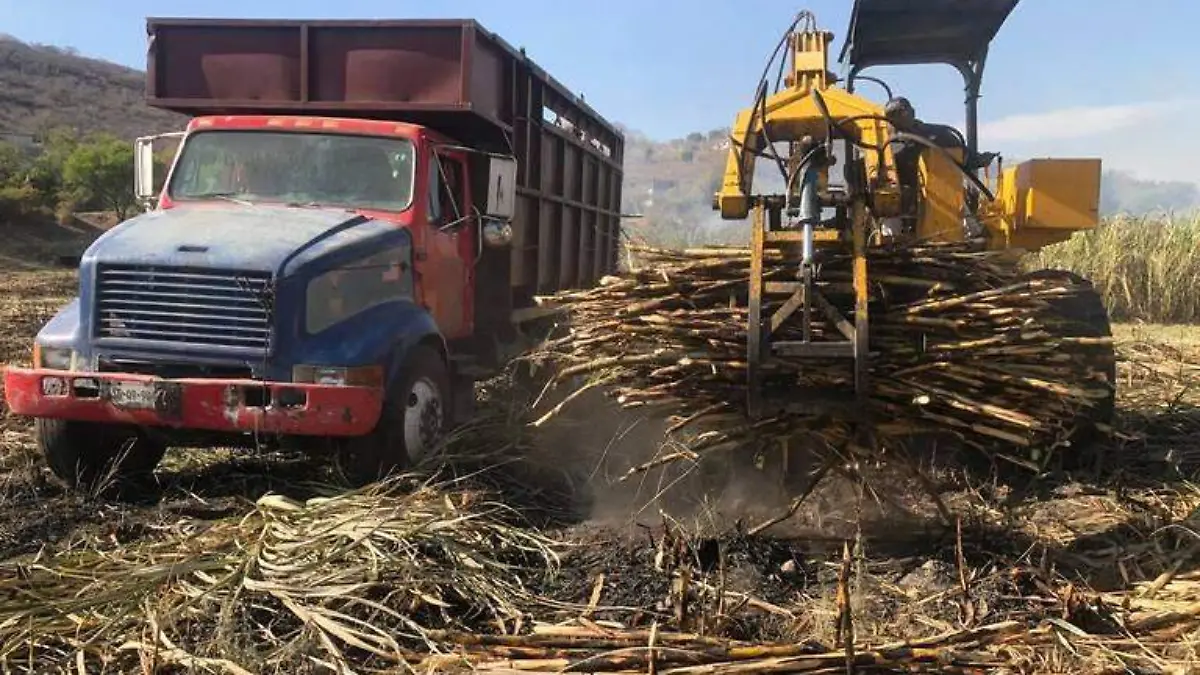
(402, 377), (444, 463)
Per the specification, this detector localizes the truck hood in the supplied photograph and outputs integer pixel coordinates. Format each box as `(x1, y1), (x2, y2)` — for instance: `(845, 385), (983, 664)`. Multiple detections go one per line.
(83, 203), (390, 274)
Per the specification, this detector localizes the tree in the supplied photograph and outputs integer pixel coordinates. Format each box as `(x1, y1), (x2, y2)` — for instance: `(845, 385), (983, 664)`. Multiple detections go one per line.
(0, 141), (39, 223)
(17, 126), (81, 210)
(0, 184), (39, 223)
(0, 141), (26, 187)
(62, 134), (136, 220)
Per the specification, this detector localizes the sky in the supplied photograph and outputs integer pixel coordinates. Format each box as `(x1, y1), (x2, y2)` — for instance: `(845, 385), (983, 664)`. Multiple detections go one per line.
(3, 0), (1200, 185)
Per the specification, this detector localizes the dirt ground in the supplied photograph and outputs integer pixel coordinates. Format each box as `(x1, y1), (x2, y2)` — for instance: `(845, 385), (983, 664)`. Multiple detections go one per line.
(2, 261), (1200, 672)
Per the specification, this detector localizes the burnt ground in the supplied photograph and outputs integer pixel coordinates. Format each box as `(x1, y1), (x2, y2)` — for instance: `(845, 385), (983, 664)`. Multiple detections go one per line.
(3, 239), (1200, 672)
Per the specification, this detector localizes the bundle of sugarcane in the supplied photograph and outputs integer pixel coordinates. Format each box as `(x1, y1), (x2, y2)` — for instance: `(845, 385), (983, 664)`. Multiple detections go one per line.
(525, 240), (1116, 471)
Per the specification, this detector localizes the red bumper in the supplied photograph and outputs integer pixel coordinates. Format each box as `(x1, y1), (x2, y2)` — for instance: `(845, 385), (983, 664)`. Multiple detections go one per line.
(2, 368), (384, 437)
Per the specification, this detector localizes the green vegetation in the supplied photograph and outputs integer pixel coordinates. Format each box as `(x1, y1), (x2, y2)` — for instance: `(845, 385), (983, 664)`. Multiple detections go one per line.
(60, 135), (138, 220)
(0, 129), (170, 225)
(1030, 213), (1200, 324)
(0, 35), (182, 225)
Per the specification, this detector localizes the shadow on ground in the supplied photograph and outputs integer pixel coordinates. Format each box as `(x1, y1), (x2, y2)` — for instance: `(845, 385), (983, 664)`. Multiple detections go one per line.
(0, 446), (348, 560)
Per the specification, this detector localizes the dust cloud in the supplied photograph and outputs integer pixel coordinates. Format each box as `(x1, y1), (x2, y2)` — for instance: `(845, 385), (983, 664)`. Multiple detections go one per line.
(486, 363), (941, 540)
(519, 385), (833, 535)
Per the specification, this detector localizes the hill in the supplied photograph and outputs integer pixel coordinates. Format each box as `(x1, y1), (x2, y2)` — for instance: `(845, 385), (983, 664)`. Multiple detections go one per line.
(0, 35), (182, 141)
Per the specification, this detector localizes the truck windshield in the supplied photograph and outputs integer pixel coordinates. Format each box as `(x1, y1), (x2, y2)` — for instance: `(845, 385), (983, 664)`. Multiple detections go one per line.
(167, 130), (416, 212)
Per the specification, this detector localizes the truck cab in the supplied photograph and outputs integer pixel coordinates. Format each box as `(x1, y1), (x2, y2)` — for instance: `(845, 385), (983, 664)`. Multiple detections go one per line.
(3, 17), (624, 489)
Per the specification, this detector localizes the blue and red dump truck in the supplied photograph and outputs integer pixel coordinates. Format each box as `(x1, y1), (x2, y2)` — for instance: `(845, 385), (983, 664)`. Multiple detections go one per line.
(3, 18), (625, 486)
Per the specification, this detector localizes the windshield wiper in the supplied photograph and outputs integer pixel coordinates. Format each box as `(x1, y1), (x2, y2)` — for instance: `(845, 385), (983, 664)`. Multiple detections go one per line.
(285, 201), (355, 212)
(189, 192), (254, 207)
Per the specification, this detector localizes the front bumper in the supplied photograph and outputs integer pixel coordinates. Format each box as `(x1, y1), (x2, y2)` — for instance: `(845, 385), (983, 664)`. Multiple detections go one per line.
(2, 368), (384, 437)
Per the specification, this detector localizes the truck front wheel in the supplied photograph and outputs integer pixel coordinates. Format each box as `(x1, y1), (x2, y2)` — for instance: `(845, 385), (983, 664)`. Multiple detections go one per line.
(337, 345), (450, 485)
(37, 418), (166, 491)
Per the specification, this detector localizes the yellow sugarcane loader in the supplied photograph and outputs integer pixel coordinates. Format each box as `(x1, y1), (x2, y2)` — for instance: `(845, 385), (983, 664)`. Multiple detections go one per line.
(714, 0), (1114, 445)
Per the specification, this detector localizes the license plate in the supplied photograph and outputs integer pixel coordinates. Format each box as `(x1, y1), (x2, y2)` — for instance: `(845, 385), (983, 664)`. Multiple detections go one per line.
(107, 381), (157, 410)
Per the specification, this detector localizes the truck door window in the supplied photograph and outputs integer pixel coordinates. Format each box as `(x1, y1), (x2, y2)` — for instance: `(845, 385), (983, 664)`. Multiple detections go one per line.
(427, 158), (442, 224)
(428, 153), (464, 227)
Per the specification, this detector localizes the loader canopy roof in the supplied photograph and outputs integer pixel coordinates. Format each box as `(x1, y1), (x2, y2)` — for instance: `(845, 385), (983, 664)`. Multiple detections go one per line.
(838, 0), (1019, 74)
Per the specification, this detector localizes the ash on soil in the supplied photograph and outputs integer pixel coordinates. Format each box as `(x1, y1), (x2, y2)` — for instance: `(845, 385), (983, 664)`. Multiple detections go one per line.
(535, 522), (816, 640)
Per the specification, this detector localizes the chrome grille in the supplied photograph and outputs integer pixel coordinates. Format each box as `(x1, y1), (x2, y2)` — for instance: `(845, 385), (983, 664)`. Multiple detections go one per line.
(94, 265), (273, 351)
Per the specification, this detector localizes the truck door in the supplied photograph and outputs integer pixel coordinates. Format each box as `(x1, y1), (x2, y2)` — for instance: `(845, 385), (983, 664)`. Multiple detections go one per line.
(420, 149), (474, 339)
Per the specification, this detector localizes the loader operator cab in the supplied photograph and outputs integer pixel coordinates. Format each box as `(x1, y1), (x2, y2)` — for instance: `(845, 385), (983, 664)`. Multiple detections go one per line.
(883, 96), (967, 232)
(883, 96), (998, 173)
(884, 96), (964, 150)
(882, 96), (999, 233)
(841, 0), (1018, 229)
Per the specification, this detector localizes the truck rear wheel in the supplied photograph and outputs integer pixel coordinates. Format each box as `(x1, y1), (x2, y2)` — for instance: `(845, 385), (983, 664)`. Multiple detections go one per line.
(337, 345), (450, 485)
(37, 418), (166, 491)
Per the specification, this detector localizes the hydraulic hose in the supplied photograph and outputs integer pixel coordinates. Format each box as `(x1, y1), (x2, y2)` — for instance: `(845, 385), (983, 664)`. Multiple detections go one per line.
(852, 75), (893, 100)
(784, 144), (825, 207)
(890, 132), (995, 202)
(740, 10), (821, 189)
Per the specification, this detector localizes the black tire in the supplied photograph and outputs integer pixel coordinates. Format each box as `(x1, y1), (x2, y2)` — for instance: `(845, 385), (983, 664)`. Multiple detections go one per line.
(37, 418), (166, 491)
(1022, 269), (1117, 445)
(337, 345), (451, 485)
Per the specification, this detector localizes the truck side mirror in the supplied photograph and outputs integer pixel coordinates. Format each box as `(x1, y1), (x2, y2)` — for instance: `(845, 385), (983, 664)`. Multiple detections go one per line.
(133, 131), (186, 211)
(485, 155), (517, 219)
(134, 136), (157, 204)
(479, 156), (517, 248)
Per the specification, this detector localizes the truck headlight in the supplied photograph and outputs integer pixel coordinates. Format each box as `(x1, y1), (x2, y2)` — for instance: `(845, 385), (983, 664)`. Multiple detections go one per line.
(292, 365), (383, 387)
(33, 344), (75, 371)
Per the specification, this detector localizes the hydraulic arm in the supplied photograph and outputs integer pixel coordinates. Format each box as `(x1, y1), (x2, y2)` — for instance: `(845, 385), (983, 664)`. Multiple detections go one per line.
(715, 11), (894, 420)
